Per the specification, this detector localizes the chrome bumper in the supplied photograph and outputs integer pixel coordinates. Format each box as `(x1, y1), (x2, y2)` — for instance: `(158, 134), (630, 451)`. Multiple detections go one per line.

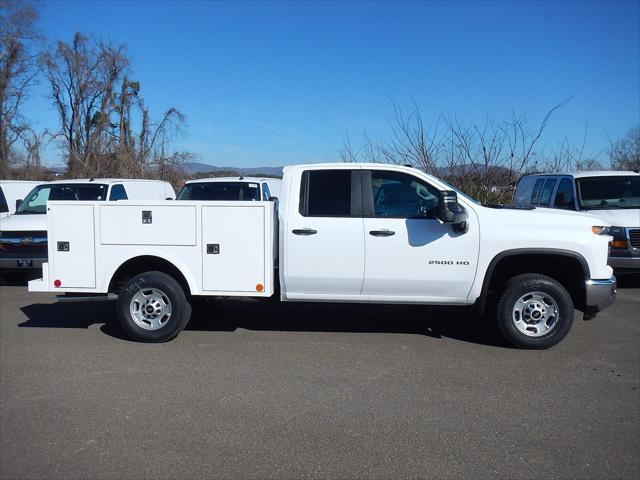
(585, 276), (617, 313)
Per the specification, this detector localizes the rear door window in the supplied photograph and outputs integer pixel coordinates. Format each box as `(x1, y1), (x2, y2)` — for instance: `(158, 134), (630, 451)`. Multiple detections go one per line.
(109, 184), (128, 201)
(530, 178), (545, 205)
(539, 179), (558, 206)
(554, 179), (575, 209)
(300, 170), (356, 217)
(0, 187), (7, 213)
(262, 183), (271, 201)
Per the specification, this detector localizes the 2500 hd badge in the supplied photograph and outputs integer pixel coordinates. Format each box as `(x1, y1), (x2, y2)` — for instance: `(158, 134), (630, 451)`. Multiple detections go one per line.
(429, 260), (471, 265)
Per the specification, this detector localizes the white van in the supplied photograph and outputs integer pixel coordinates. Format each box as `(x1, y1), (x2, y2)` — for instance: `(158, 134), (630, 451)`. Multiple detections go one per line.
(0, 181), (43, 220)
(176, 177), (282, 201)
(514, 171), (640, 274)
(0, 179), (175, 272)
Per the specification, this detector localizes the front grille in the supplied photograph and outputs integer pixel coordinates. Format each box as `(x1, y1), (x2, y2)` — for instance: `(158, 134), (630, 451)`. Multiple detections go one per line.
(0, 230), (47, 240)
(0, 231), (48, 256)
(629, 229), (640, 249)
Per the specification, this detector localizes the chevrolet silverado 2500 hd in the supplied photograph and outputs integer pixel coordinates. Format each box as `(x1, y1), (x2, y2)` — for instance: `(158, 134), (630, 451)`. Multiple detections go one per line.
(28, 164), (617, 348)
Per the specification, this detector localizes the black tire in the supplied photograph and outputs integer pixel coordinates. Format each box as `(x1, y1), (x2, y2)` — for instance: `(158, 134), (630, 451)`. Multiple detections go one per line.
(116, 271), (191, 342)
(496, 273), (574, 349)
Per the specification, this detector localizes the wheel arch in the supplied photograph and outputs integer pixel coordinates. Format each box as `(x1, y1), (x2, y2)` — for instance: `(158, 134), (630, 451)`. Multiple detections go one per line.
(107, 255), (195, 296)
(477, 248), (590, 314)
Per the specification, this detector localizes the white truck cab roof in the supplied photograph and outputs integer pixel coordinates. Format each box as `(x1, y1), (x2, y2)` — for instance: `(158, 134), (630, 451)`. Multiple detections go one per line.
(523, 170), (639, 179)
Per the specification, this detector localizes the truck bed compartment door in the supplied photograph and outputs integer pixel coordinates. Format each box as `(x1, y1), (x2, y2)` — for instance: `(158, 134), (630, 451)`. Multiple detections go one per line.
(49, 204), (96, 288)
(201, 205), (266, 292)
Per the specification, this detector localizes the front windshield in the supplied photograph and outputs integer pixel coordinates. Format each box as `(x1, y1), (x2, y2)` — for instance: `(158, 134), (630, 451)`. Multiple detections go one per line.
(576, 176), (640, 210)
(16, 183), (108, 214)
(177, 182), (261, 201)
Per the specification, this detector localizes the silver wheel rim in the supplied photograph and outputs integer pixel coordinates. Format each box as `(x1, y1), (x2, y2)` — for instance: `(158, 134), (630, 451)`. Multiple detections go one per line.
(512, 291), (559, 337)
(129, 288), (172, 330)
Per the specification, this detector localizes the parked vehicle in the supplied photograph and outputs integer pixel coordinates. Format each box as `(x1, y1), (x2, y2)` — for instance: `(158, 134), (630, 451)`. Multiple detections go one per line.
(177, 177), (281, 201)
(0, 179), (175, 272)
(0, 181), (43, 220)
(29, 164), (616, 349)
(514, 171), (640, 274)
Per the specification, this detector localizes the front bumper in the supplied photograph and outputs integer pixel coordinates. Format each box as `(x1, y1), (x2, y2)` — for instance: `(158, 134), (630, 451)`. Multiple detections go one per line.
(608, 255), (640, 272)
(0, 254), (47, 270)
(585, 276), (617, 313)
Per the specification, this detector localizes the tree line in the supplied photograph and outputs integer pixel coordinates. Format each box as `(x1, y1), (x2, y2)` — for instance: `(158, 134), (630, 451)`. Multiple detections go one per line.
(1, 0), (187, 183)
(340, 99), (639, 204)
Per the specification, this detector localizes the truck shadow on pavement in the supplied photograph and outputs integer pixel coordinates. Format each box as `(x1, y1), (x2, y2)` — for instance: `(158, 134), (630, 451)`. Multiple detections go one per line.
(19, 299), (509, 348)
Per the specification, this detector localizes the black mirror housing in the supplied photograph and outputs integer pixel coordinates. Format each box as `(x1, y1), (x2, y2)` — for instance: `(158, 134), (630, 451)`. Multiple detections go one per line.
(15, 199), (22, 210)
(437, 190), (468, 233)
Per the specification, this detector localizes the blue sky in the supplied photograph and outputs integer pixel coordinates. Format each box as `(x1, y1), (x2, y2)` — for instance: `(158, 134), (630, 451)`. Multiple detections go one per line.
(24, 0), (640, 167)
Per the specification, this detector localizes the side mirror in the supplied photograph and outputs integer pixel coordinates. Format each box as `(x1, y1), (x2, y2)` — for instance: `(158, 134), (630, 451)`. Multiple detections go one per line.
(165, 197), (173, 200)
(15, 199), (22, 210)
(268, 196), (278, 202)
(437, 190), (468, 234)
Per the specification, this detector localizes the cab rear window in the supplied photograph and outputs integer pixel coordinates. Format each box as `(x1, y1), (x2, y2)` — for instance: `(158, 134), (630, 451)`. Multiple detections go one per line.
(177, 182), (261, 201)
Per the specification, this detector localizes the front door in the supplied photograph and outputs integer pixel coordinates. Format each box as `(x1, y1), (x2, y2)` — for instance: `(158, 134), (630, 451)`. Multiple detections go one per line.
(361, 169), (479, 302)
(283, 168), (365, 297)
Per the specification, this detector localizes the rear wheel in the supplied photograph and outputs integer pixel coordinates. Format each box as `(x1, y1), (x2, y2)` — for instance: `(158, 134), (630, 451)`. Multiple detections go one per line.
(496, 273), (574, 349)
(116, 271), (191, 342)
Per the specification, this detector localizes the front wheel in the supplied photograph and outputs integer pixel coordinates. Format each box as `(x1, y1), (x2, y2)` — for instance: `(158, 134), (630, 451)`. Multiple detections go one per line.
(116, 271), (192, 342)
(496, 273), (574, 349)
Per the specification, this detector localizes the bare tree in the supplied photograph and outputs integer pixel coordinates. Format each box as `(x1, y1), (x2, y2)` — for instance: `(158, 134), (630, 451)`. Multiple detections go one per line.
(610, 126), (640, 171)
(41, 33), (129, 177)
(340, 98), (570, 204)
(0, 0), (40, 178)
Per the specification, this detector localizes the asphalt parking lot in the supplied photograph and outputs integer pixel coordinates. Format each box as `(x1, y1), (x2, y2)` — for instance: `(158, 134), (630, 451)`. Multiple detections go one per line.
(0, 280), (638, 480)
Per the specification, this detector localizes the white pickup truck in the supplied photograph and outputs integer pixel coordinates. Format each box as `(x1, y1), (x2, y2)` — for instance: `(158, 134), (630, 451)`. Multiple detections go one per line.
(29, 164), (617, 349)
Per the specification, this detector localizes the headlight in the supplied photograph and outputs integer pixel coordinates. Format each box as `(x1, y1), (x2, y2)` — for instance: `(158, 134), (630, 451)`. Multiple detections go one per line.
(608, 226), (628, 249)
(592, 226), (611, 235)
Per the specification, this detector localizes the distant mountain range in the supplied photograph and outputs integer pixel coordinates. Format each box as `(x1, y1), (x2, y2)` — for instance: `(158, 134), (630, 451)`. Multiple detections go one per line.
(181, 162), (283, 177)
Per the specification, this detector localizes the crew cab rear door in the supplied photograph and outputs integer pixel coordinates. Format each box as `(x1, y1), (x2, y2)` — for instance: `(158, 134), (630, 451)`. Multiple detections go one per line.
(361, 169), (479, 301)
(283, 168), (364, 297)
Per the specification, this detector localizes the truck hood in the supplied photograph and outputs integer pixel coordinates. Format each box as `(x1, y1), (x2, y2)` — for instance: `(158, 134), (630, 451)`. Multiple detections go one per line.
(581, 208), (640, 228)
(0, 213), (47, 232)
(478, 205), (605, 229)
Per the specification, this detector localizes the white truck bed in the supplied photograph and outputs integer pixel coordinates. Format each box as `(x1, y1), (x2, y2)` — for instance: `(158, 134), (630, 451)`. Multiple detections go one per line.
(30, 200), (276, 297)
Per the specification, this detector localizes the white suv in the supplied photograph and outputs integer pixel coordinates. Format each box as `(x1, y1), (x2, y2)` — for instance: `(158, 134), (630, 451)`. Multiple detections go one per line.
(514, 171), (640, 274)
